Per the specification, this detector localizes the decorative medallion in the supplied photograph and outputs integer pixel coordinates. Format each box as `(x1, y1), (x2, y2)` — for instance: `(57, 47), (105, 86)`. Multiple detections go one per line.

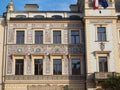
(17, 48), (22, 53)
(55, 48), (59, 52)
(36, 48), (41, 53)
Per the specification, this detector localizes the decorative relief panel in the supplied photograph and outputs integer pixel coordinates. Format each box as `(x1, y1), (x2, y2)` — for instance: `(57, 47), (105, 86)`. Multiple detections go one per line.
(26, 55), (31, 74)
(45, 55), (50, 74)
(13, 23), (28, 28)
(68, 23), (82, 28)
(51, 23), (64, 28)
(90, 20), (113, 23)
(45, 30), (51, 43)
(63, 55), (69, 74)
(27, 28), (33, 44)
(62, 30), (68, 44)
(7, 28), (14, 43)
(32, 23), (46, 28)
(9, 23), (82, 29)
(7, 56), (12, 74)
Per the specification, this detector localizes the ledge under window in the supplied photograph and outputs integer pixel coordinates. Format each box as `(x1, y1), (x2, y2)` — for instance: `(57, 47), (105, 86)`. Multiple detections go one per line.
(95, 41), (109, 42)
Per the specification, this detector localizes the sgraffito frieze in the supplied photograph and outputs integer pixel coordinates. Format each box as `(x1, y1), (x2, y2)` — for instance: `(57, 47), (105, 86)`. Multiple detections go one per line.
(7, 44), (84, 55)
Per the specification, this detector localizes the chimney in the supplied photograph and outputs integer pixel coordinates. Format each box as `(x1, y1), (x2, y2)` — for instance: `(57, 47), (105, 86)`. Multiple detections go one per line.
(24, 4), (39, 11)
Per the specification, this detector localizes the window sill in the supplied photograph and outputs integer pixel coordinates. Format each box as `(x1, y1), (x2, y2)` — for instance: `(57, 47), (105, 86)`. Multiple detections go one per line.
(95, 41), (109, 42)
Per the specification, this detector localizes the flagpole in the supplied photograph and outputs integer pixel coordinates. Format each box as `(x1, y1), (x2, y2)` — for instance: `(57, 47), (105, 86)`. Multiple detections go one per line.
(98, 6), (101, 14)
(98, 0), (101, 14)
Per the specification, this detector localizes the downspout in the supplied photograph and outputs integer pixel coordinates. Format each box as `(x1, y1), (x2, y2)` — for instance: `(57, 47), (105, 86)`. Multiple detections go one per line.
(81, 18), (87, 90)
(2, 18), (7, 90)
(80, 1), (87, 90)
(1, 18), (5, 90)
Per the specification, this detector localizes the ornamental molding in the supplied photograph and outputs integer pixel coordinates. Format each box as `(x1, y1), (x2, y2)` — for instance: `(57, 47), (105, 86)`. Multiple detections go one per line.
(90, 20), (113, 23)
(7, 44), (84, 55)
(8, 23), (82, 29)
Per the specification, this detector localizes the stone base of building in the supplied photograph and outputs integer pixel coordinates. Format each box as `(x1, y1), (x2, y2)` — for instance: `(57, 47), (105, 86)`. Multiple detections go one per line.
(4, 84), (86, 90)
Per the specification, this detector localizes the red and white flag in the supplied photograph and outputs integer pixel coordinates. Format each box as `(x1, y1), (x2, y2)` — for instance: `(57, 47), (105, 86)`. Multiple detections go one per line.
(93, 0), (99, 9)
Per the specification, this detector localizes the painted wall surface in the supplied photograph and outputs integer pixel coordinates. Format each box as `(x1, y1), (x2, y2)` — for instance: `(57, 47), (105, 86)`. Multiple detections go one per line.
(89, 23), (115, 73)
(6, 21), (85, 76)
(0, 17), (4, 90)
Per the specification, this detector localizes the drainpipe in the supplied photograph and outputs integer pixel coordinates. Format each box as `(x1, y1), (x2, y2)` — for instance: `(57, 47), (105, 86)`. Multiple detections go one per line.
(1, 19), (5, 90)
(2, 19), (7, 90)
(81, 18), (87, 90)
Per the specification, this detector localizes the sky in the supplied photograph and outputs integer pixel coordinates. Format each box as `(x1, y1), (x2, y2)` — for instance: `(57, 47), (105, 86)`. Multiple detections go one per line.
(0, 0), (77, 15)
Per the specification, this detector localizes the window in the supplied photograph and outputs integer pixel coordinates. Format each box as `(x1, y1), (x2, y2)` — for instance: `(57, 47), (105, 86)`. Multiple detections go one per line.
(34, 15), (44, 19)
(35, 31), (43, 44)
(71, 30), (80, 44)
(16, 15), (26, 18)
(15, 59), (24, 75)
(16, 31), (24, 44)
(69, 15), (80, 19)
(72, 59), (80, 75)
(52, 15), (62, 19)
(53, 31), (61, 44)
(99, 57), (108, 72)
(97, 27), (106, 41)
(34, 59), (43, 75)
(53, 59), (62, 75)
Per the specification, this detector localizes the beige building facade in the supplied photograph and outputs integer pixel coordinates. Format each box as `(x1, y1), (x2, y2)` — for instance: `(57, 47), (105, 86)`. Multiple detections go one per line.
(0, 0), (120, 90)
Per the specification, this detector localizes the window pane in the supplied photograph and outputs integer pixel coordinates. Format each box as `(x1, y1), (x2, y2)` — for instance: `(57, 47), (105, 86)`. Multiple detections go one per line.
(15, 59), (24, 75)
(99, 62), (103, 72)
(53, 36), (57, 43)
(71, 36), (75, 44)
(97, 27), (106, 41)
(16, 31), (24, 44)
(71, 31), (80, 44)
(99, 57), (108, 72)
(34, 59), (43, 75)
(53, 31), (61, 44)
(72, 59), (80, 75)
(76, 36), (80, 44)
(35, 64), (39, 75)
(35, 31), (43, 44)
(53, 59), (62, 75)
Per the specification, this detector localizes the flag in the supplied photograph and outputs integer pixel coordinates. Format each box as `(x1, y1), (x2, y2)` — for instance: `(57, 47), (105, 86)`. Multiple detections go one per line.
(93, 0), (99, 9)
(99, 0), (108, 9)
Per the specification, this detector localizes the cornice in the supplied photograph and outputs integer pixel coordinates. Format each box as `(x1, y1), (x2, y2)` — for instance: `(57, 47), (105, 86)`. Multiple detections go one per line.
(7, 20), (82, 23)
(84, 16), (117, 19)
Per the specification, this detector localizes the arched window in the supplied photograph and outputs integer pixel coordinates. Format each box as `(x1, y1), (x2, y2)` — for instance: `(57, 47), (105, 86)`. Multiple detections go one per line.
(34, 15), (45, 18)
(16, 15), (26, 18)
(52, 15), (62, 19)
(69, 15), (80, 19)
